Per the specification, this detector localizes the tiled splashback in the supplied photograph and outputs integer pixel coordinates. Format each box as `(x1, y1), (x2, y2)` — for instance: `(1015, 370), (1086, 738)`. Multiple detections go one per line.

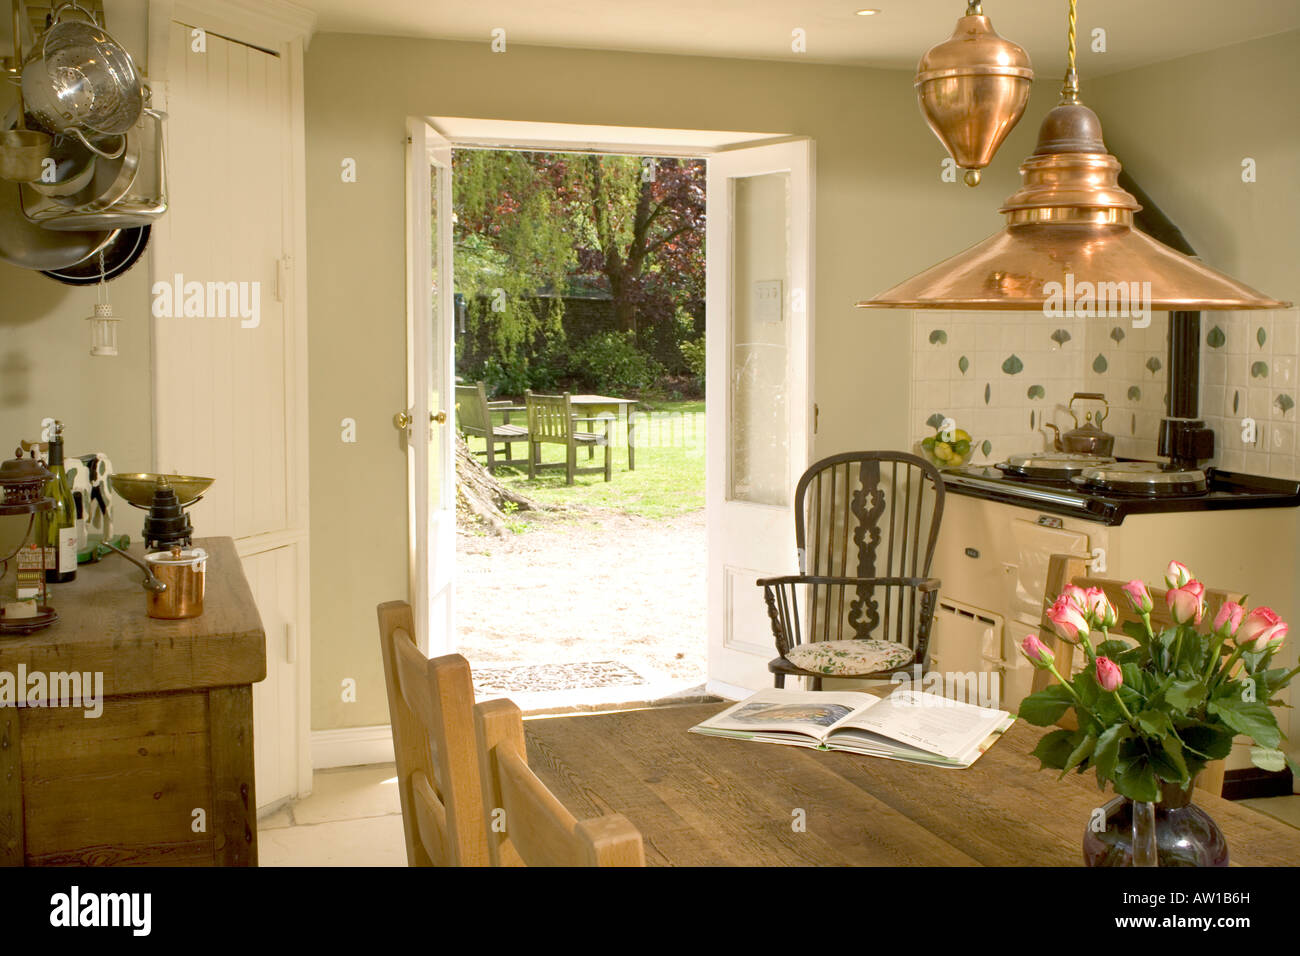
(909, 309), (1300, 479)
(910, 311), (1169, 465)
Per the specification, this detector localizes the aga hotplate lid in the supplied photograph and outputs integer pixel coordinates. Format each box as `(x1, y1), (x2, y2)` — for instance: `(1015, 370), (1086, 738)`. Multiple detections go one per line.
(998, 452), (1117, 480)
(1071, 461), (1208, 497)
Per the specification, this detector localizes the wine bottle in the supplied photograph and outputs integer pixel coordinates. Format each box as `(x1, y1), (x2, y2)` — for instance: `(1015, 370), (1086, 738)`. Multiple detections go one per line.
(39, 421), (78, 584)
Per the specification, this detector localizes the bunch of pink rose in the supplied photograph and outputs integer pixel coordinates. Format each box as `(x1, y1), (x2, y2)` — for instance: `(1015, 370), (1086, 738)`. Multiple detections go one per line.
(1015, 559), (1298, 801)
(1021, 560), (1290, 698)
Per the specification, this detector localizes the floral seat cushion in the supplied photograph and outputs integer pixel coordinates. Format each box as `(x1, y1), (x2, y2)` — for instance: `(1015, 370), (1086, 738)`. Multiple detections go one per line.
(784, 639), (915, 676)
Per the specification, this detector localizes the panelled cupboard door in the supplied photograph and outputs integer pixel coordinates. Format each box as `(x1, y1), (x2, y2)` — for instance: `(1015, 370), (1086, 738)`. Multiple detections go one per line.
(152, 22), (290, 540)
(247, 544), (300, 811)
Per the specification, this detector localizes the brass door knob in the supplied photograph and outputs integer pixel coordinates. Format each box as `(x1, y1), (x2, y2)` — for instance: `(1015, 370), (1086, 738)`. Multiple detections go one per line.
(393, 411), (412, 429)
(433, 410), (448, 425)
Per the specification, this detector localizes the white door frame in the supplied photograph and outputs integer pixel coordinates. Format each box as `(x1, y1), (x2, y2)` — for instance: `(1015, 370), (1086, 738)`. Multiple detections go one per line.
(410, 120), (814, 696)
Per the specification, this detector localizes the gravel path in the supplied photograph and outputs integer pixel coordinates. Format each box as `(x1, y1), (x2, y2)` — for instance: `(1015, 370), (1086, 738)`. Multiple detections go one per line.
(454, 508), (706, 687)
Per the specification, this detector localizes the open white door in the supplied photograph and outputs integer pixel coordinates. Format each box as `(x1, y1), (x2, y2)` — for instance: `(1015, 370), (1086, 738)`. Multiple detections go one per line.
(403, 118), (457, 656)
(706, 139), (815, 698)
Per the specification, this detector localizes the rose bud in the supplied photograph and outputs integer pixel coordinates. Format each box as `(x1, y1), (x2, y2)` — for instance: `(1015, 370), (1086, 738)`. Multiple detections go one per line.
(1212, 601), (1245, 639)
(1019, 634), (1055, 670)
(1047, 594), (1090, 644)
(1095, 656), (1123, 692)
(1235, 607), (1289, 653)
(1084, 586), (1118, 628)
(1061, 583), (1089, 611)
(1122, 579), (1154, 615)
(1166, 580), (1206, 625)
(1164, 560), (1193, 590)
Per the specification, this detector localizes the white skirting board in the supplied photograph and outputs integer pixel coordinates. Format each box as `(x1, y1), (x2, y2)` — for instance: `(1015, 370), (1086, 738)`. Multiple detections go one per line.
(311, 724), (396, 770)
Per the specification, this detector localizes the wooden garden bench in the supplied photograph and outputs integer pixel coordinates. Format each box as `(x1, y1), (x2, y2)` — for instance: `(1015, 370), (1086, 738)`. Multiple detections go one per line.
(523, 390), (612, 485)
(456, 382), (529, 474)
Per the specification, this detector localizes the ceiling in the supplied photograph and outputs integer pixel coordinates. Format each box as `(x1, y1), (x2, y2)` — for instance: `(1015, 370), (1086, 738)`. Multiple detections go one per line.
(296, 0), (1300, 75)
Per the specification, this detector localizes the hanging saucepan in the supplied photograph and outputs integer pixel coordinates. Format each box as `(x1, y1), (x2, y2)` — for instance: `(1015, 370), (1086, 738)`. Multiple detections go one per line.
(0, 180), (117, 270)
(21, 3), (143, 160)
(41, 224), (150, 285)
(3, 107), (96, 199)
(19, 124), (140, 228)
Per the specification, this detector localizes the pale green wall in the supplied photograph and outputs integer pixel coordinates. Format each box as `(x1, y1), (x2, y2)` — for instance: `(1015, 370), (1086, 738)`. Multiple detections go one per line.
(302, 34), (1053, 730)
(302, 30), (1300, 733)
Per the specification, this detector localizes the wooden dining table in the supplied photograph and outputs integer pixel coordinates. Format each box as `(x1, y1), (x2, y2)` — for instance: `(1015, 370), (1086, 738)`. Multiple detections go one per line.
(525, 703), (1300, 866)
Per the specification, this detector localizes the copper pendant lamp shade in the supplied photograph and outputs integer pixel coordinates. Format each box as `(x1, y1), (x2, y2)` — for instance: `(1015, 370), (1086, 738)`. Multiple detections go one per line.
(862, 1), (1291, 312)
(915, 2), (1034, 187)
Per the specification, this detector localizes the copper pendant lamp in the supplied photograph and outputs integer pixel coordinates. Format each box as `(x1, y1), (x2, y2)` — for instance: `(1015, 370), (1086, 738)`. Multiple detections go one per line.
(861, 0), (1291, 312)
(915, 1), (1033, 187)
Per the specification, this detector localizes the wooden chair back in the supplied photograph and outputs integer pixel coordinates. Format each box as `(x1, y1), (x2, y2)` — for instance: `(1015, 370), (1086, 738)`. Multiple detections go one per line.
(794, 451), (945, 650)
(523, 390), (575, 444)
(473, 698), (645, 867)
(455, 382), (492, 436)
(376, 602), (489, 866)
(1031, 556), (1240, 796)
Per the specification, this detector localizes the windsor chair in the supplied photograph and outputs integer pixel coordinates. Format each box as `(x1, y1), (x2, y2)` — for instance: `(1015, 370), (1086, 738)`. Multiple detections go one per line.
(759, 451), (945, 689)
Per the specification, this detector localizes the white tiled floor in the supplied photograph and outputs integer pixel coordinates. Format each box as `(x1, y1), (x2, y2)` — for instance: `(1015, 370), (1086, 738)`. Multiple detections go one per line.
(259, 763), (1300, 867)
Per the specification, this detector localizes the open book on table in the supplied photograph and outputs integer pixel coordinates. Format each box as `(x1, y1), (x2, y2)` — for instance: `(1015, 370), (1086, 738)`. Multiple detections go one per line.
(689, 688), (1014, 769)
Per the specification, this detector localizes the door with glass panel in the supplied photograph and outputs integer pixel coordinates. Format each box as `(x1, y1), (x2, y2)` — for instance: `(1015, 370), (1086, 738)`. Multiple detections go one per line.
(706, 140), (815, 697)
(402, 118), (456, 655)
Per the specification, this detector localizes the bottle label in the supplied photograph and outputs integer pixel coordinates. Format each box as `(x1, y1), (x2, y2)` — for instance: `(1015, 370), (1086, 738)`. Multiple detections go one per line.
(58, 527), (77, 574)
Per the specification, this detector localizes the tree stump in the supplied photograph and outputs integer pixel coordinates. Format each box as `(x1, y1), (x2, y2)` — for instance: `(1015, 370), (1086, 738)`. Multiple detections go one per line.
(455, 432), (548, 536)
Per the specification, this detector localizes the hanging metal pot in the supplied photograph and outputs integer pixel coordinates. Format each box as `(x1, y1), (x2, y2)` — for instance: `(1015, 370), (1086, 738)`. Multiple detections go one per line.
(21, 2), (143, 160)
(0, 0), (52, 183)
(0, 179), (117, 270)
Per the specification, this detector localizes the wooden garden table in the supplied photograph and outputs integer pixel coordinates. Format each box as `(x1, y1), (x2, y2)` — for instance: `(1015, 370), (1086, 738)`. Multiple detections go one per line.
(525, 703), (1300, 866)
(569, 395), (640, 469)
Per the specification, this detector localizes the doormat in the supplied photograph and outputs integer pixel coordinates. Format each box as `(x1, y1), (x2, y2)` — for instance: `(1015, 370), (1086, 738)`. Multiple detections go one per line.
(472, 661), (647, 694)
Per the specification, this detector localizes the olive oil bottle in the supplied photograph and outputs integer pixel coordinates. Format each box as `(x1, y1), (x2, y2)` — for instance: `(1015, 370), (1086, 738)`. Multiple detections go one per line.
(39, 421), (78, 584)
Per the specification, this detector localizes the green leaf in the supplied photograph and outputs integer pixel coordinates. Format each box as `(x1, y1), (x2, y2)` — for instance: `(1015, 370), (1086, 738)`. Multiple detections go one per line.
(1093, 722), (1133, 784)
(1092, 353), (1109, 374)
(1276, 394), (1294, 416)
(929, 329), (948, 345)
(981, 439), (992, 457)
(1178, 723), (1236, 761)
(925, 412), (945, 429)
(1097, 639), (1133, 660)
(1206, 325), (1226, 348)
(1250, 747), (1288, 772)
(958, 355), (969, 375)
(984, 384), (991, 405)
(1252, 361), (1269, 379)
(1061, 729), (1098, 775)
(1027, 384), (1045, 400)
(1114, 755), (1160, 802)
(1050, 328), (1072, 346)
(1135, 709), (1173, 738)
(1121, 620), (1151, 646)
(1017, 684), (1076, 726)
(1146, 356), (1162, 375)
(1031, 729), (1076, 770)
(1165, 679), (1206, 711)
(1152, 735), (1190, 785)
(1127, 385), (1142, 401)
(1206, 698), (1282, 748)
(1257, 326), (1267, 348)
(1110, 326), (1125, 344)
(1001, 354), (1024, 375)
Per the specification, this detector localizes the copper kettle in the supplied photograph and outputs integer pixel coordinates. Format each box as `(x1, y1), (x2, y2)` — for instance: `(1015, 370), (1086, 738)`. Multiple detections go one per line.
(1045, 393), (1115, 456)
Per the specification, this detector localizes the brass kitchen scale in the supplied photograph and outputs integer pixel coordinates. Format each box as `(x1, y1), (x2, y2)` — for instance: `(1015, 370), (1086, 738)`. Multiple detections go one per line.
(109, 473), (213, 550)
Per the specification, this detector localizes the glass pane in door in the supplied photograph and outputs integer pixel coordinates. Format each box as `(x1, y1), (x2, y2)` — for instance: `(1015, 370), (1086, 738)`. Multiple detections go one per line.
(729, 171), (791, 507)
(428, 161), (444, 510)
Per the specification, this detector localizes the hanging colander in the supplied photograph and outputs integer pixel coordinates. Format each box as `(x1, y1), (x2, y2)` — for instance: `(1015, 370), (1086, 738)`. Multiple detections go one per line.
(21, 3), (143, 158)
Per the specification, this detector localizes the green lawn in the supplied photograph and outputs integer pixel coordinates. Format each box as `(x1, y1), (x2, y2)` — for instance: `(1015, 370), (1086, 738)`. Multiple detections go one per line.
(464, 400), (705, 521)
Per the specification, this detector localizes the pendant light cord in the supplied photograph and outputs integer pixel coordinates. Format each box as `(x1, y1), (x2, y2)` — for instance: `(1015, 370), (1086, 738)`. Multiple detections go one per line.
(1061, 0), (1080, 104)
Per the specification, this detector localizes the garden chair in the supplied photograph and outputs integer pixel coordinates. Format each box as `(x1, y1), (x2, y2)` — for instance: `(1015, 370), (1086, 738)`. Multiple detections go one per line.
(377, 601), (489, 866)
(474, 697), (645, 867)
(759, 451), (945, 690)
(455, 382), (529, 474)
(523, 390), (612, 484)
(1032, 556), (1238, 796)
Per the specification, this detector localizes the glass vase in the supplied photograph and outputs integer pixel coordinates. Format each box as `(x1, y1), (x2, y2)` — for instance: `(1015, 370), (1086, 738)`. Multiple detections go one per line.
(1082, 777), (1229, 867)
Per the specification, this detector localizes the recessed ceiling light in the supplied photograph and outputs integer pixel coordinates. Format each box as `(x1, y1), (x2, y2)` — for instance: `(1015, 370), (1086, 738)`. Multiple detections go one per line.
(856, 8), (881, 15)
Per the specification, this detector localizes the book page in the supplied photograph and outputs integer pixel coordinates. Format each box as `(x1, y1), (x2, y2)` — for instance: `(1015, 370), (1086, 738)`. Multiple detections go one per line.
(832, 688), (1009, 760)
(697, 689), (881, 740)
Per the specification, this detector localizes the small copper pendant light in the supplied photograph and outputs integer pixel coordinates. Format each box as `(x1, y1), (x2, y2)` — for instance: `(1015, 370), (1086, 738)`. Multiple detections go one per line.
(861, 0), (1291, 311)
(915, 1), (1034, 187)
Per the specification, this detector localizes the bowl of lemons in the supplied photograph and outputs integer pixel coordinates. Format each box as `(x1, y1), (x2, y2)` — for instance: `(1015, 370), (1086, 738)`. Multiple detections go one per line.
(920, 425), (974, 470)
